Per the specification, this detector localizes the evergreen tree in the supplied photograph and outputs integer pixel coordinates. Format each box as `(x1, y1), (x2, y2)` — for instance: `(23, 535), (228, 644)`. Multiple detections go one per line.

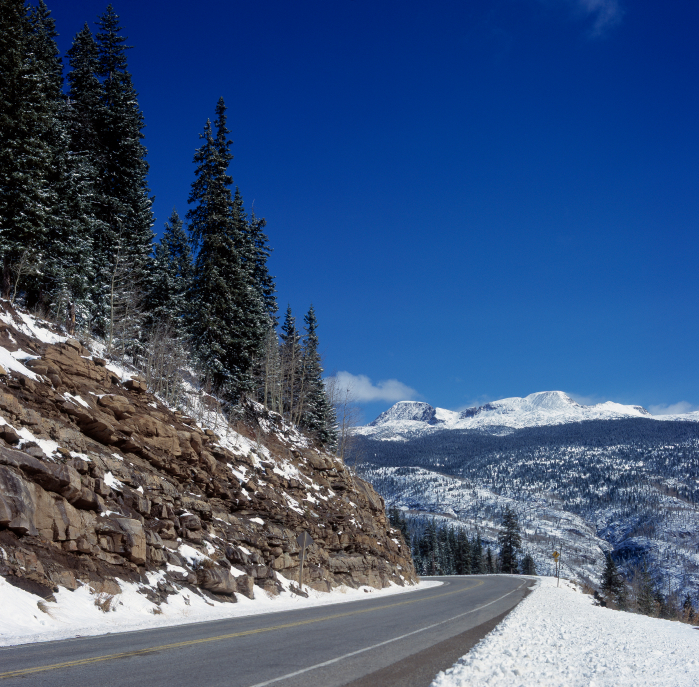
(246, 209), (277, 323)
(682, 593), (695, 623)
(412, 533), (424, 575)
(144, 208), (192, 332)
(93, 4), (153, 330)
(0, 0), (55, 298)
(62, 21), (108, 329)
(30, 2), (95, 328)
(455, 528), (471, 575)
(601, 553), (624, 605)
(470, 533), (484, 574)
(498, 506), (522, 574)
(299, 305), (337, 447)
(636, 565), (656, 616)
(186, 98), (266, 399)
(388, 506), (410, 543)
(520, 553), (537, 576)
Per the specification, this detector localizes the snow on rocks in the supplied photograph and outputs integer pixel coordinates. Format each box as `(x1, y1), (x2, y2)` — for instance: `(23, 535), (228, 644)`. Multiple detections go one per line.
(431, 577), (699, 687)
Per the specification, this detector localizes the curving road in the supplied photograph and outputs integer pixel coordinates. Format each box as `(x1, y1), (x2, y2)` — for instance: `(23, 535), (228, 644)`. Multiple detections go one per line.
(0, 576), (533, 687)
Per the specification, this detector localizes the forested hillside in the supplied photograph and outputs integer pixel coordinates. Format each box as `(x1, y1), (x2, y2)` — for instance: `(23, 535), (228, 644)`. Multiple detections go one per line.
(354, 417), (699, 610)
(0, 1), (336, 445)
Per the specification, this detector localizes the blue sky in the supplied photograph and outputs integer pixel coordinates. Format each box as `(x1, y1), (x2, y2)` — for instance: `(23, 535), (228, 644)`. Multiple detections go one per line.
(49, 1), (698, 422)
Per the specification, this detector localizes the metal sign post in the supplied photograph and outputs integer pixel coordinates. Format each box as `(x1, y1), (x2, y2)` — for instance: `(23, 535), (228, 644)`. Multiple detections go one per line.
(296, 531), (313, 591)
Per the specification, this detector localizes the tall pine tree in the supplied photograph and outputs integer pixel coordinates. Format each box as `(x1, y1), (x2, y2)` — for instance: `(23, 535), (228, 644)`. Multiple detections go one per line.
(144, 208), (192, 333)
(498, 506), (522, 574)
(299, 305), (337, 447)
(30, 2), (95, 328)
(0, 0), (55, 299)
(93, 4), (153, 331)
(187, 97), (266, 400)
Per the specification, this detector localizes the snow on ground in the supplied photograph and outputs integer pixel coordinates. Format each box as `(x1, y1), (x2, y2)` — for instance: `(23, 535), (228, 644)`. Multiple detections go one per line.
(0, 347), (38, 380)
(0, 309), (68, 346)
(0, 574), (438, 647)
(431, 577), (699, 687)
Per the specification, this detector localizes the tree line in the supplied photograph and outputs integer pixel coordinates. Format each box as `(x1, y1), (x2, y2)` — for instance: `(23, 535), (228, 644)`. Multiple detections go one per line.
(389, 505), (536, 577)
(0, 1), (337, 445)
(600, 553), (697, 624)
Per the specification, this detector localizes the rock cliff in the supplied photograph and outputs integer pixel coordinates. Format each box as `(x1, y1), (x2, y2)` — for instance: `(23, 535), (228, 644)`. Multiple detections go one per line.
(0, 302), (416, 610)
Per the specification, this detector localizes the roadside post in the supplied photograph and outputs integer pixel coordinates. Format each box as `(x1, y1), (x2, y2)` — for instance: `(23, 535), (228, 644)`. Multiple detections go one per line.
(553, 550), (560, 587)
(297, 531), (313, 591)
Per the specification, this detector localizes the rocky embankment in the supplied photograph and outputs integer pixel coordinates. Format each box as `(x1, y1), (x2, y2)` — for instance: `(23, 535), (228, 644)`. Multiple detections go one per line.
(0, 303), (416, 611)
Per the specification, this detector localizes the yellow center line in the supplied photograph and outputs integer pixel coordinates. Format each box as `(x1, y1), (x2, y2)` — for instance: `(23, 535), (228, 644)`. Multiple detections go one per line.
(0, 581), (484, 679)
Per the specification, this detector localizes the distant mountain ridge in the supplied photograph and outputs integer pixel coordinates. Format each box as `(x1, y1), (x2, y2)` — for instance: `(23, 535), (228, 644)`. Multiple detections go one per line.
(353, 390), (699, 595)
(360, 390), (696, 439)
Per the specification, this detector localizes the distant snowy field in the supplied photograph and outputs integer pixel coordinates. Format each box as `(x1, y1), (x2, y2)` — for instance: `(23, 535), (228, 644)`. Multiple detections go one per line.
(0, 575), (438, 647)
(432, 577), (699, 687)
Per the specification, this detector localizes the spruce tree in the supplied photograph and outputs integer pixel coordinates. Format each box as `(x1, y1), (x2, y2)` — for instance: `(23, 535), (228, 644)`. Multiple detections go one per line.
(601, 553), (623, 605)
(520, 553), (537, 576)
(144, 208), (192, 332)
(498, 506), (522, 574)
(455, 528), (471, 575)
(246, 209), (277, 323)
(62, 22), (108, 329)
(299, 305), (337, 447)
(0, 0), (55, 298)
(187, 98), (266, 399)
(29, 2), (95, 328)
(470, 533), (484, 573)
(682, 594), (695, 623)
(93, 5), (153, 330)
(636, 565), (656, 616)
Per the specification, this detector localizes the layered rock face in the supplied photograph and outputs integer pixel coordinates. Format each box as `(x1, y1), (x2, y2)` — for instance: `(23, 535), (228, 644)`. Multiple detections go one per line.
(0, 304), (416, 607)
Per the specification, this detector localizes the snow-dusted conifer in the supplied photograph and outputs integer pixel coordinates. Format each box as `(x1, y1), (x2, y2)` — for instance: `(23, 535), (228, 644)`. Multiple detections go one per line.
(299, 305), (337, 447)
(0, 0), (55, 298)
(498, 506), (521, 574)
(470, 532), (484, 573)
(187, 98), (266, 400)
(94, 5), (153, 331)
(30, 3), (96, 329)
(520, 553), (537, 576)
(144, 209), (192, 333)
(246, 210), (277, 323)
(455, 528), (471, 574)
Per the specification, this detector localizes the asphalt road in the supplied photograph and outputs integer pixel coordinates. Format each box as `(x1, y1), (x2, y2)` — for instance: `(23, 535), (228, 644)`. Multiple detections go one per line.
(0, 575), (533, 687)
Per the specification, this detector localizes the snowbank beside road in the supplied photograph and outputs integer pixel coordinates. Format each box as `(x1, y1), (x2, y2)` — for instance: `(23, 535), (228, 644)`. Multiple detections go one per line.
(0, 574), (439, 647)
(432, 577), (699, 687)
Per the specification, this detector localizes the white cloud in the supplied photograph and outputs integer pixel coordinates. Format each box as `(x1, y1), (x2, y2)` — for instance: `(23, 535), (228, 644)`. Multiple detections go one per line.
(324, 372), (418, 404)
(538, 0), (624, 37)
(577, 0), (624, 37)
(648, 401), (699, 416)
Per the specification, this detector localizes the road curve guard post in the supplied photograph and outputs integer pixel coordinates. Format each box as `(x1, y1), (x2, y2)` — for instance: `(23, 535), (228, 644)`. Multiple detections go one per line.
(297, 531), (313, 591)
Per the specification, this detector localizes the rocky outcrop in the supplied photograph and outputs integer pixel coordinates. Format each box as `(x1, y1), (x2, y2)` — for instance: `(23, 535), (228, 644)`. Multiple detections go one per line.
(0, 303), (416, 609)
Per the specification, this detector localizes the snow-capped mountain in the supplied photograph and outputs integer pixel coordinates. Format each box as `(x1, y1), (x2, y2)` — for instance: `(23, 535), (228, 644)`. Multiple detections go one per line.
(353, 390), (699, 596)
(357, 390), (671, 440)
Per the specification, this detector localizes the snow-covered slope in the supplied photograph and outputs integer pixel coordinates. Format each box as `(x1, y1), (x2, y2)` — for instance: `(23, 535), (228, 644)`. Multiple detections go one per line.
(357, 391), (665, 440)
(354, 391), (699, 597)
(432, 577), (699, 687)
